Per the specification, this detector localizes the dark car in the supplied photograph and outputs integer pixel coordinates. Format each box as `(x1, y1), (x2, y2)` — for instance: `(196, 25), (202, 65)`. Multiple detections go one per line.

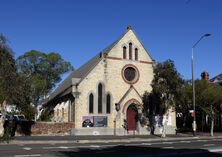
(4, 114), (17, 137)
(14, 115), (26, 122)
(5, 114), (14, 120)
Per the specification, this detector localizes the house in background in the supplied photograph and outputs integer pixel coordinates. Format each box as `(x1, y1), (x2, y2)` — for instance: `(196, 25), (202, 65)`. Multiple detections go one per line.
(43, 26), (177, 135)
(210, 72), (222, 129)
(210, 73), (222, 86)
(200, 71), (222, 130)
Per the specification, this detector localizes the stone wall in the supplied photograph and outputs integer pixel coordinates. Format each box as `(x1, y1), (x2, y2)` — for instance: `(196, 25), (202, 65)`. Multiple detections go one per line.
(16, 122), (75, 136)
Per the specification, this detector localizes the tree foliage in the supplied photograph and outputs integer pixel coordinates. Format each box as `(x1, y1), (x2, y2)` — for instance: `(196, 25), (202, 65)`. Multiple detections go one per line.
(16, 50), (73, 106)
(143, 59), (184, 137)
(175, 80), (192, 114)
(195, 79), (222, 136)
(151, 59), (184, 115)
(195, 80), (222, 110)
(0, 34), (17, 105)
(0, 34), (33, 119)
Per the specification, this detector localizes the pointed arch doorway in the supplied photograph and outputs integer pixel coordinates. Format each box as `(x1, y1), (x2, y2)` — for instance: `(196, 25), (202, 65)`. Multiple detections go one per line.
(126, 104), (138, 131)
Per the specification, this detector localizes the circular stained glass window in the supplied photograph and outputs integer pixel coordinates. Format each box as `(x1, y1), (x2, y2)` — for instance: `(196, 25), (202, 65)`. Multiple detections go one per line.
(124, 67), (136, 81)
(122, 65), (139, 84)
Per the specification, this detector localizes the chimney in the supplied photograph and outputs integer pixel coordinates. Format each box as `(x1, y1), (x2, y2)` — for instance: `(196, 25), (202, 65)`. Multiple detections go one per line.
(201, 71), (209, 80)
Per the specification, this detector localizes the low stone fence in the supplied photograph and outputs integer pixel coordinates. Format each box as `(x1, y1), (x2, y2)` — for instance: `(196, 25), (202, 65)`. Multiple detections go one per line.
(16, 121), (75, 136)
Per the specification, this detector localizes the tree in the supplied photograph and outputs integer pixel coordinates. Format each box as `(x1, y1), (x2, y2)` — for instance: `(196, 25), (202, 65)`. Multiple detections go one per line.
(0, 34), (17, 110)
(16, 50), (73, 107)
(175, 81), (193, 129)
(142, 91), (160, 135)
(195, 80), (222, 136)
(0, 34), (18, 137)
(0, 34), (17, 104)
(150, 59), (184, 137)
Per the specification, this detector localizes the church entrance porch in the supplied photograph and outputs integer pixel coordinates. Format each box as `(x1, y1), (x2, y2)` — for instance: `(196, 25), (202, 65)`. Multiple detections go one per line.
(126, 104), (138, 131)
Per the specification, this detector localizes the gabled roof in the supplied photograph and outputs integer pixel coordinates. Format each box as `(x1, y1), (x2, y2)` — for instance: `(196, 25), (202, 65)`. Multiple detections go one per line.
(210, 74), (222, 84)
(44, 53), (103, 105)
(44, 26), (153, 105)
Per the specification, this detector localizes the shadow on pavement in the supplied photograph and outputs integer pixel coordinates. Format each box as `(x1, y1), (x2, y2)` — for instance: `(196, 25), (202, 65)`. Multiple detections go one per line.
(58, 145), (221, 157)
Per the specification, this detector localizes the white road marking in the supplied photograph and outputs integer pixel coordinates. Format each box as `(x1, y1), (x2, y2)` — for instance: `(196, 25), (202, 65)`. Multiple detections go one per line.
(43, 144), (121, 150)
(162, 142), (173, 144)
(23, 147), (32, 151)
(89, 145), (100, 148)
(203, 144), (215, 147)
(59, 146), (69, 149)
(142, 143), (152, 146)
(197, 140), (208, 142)
(15, 154), (41, 157)
(162, 146), (174, 149)
(103, 141), (109, 143)
(180, 141), (191, 143)
(208, 148), (222, 152)
(124, 143), (139, 146)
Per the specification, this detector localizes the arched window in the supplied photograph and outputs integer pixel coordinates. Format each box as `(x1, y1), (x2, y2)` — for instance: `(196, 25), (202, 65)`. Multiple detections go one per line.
(106, 94), (111, 114)
(135, 48), (138, 61)
(98, 83), (103, 113)
(129, 43), (132, 60)
(89, 93), (94, 113)
(62, 108), (64, 118)
(57, 109), (59, 117)
(123, 46), (127, 59)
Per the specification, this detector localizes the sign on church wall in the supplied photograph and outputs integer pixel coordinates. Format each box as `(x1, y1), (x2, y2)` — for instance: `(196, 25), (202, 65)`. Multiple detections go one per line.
(93, 116), (107, 127)
(82, 116), (107, 127)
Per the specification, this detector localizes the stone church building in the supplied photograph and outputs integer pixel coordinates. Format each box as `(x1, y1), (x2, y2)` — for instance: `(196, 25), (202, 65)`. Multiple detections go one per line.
(44, 26), (176, 135)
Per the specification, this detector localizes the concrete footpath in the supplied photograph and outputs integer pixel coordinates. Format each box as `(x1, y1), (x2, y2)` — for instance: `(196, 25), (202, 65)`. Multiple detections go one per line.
(1, 132), (222, 145)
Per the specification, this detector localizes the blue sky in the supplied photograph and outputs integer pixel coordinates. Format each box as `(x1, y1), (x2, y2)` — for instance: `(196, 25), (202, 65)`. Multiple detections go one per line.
(1, 0), (221, 80)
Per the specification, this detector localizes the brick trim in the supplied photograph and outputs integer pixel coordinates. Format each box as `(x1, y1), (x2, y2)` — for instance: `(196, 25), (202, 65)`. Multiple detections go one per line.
(122, 98), (141, 113)
(139, 60), (153, 64)
(106, 56), (122, 60)
(107, 56), (153, 65)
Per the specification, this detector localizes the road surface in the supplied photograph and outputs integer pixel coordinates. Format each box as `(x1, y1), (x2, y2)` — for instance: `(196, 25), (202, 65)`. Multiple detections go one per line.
(0, 138), (222, 157)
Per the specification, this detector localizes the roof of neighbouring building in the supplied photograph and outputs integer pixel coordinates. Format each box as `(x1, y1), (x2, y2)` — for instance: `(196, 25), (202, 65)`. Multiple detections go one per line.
(210, 73), (222, 84)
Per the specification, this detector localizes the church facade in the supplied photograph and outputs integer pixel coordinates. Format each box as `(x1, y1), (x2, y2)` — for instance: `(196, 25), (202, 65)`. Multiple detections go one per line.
(44, 26), (176, 135)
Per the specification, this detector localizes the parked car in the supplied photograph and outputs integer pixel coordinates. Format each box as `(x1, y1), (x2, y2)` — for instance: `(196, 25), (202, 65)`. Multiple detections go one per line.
(4, 114), (17, 137)
(14, 115), (26, 121)
(5, 114), (14, 121)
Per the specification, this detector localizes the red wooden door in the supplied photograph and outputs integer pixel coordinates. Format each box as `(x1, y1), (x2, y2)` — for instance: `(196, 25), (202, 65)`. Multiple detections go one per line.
(126, 108), (137, 131)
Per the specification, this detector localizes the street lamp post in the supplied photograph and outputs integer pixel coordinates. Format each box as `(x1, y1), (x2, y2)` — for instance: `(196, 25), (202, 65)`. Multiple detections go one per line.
(192, 33), (211, 136)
